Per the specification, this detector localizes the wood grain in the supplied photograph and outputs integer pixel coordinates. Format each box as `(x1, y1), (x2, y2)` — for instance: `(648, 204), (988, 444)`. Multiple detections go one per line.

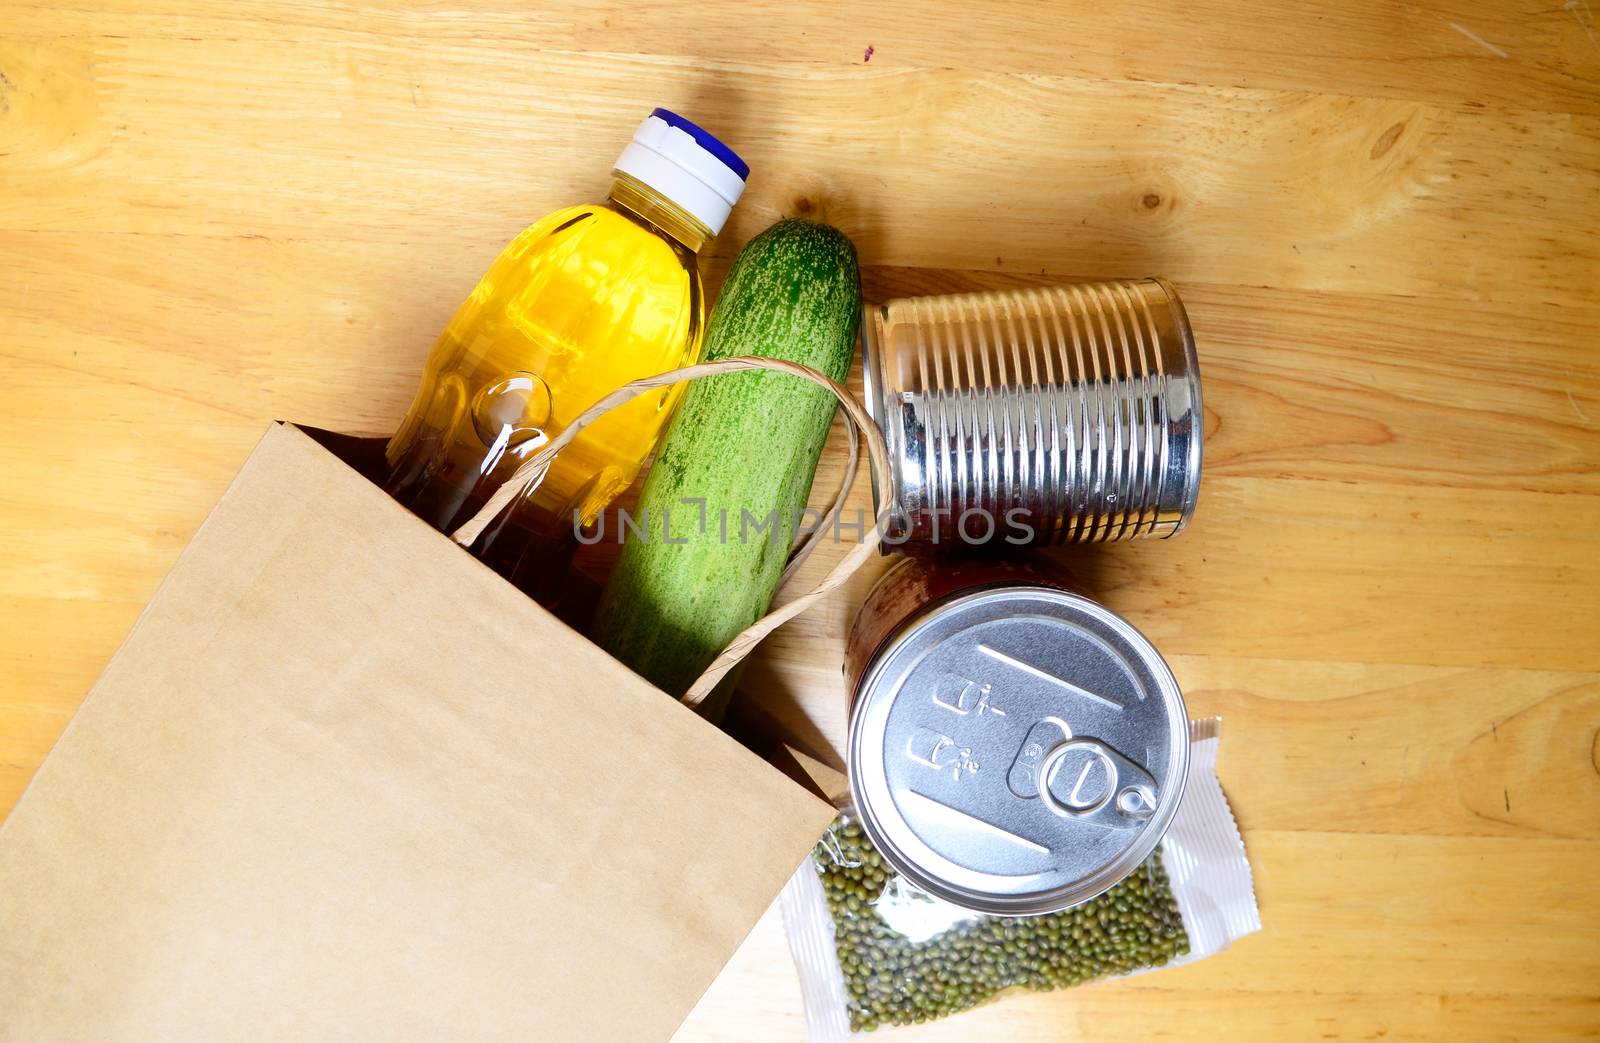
(8, 0), (1600, 114)
(1, 33), (1596, 304)
(1, 1), (1597, 1040)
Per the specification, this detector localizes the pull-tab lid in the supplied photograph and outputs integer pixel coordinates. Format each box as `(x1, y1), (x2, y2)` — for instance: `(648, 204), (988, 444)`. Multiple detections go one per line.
(613, 108), (748, 237)
(848, 585), (1189, 916)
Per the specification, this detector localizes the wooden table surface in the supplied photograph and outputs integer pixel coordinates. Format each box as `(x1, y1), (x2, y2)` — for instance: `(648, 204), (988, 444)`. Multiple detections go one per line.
(3, 2), (1598, 1040)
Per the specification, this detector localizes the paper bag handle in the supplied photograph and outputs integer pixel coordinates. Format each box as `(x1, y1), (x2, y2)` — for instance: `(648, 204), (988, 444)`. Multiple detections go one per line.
(448, 356), (891, 713)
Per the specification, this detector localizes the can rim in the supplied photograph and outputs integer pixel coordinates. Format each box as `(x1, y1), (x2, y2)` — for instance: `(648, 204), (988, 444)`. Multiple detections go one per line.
(1152, 276), (1203, 537)
(857, 305), (898, 542)
(847, 583), (1190, 916)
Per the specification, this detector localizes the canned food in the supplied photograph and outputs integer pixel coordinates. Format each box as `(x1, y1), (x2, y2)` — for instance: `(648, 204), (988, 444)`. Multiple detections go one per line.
(860, 279), (1202, 545)
(845, 556), (1189, 916)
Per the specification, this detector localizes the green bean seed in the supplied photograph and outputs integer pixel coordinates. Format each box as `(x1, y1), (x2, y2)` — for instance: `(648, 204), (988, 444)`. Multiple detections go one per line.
(813, 814), (1189, 1033)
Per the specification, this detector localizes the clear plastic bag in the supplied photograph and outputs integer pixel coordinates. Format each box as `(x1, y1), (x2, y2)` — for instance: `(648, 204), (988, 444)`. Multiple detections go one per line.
(781, 718), (1259, 1039)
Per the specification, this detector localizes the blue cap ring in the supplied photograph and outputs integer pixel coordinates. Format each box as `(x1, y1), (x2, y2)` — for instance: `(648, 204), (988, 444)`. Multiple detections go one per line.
(650, 107), (749, 182)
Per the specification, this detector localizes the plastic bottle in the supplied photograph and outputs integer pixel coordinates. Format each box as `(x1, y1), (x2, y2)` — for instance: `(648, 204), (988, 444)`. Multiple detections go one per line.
(384, 109), (748, 603)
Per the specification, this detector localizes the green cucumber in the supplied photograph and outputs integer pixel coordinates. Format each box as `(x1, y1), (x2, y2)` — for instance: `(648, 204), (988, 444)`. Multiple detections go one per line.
(591, 219), (861, 720)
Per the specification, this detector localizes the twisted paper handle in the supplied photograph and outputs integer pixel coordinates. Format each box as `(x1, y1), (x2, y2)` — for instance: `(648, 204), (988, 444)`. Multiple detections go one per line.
(449, 356), (891, 712)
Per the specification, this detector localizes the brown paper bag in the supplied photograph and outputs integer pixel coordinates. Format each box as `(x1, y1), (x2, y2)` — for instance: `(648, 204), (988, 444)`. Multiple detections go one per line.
(0, 417), (842, 1042)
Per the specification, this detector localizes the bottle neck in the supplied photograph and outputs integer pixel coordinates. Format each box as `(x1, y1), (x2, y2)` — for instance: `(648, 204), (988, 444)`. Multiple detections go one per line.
(607, 172), (712, 253)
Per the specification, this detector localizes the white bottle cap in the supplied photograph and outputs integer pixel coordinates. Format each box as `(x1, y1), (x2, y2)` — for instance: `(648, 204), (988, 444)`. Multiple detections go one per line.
(613, 108), (748, 238)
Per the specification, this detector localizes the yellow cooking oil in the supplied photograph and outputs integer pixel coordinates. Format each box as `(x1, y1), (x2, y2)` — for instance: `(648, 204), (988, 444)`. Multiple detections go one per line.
(384, 109), (747, 604)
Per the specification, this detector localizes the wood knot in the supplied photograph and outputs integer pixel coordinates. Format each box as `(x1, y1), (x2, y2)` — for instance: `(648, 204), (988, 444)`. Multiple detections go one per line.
(793, 196), (814, 215)
(1370, 121), (1407, 161)
(1142, 193), (1162, 210)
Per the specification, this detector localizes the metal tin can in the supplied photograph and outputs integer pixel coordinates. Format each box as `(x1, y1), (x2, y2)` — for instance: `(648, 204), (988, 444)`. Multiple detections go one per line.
(845, 556), (1189, 916)
(860, 278), (1202, 546)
